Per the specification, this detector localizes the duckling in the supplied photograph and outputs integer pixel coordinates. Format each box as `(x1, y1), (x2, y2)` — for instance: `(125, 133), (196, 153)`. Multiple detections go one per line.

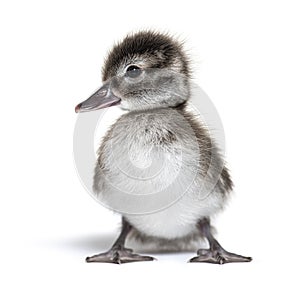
(75, 31), (252, 264)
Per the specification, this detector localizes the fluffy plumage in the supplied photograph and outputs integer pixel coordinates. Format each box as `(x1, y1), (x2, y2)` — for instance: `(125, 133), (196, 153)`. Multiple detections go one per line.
(102, 31), (190, 81)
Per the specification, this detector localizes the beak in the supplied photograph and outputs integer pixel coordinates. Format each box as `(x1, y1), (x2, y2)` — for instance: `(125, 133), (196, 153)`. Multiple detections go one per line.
(75, 82), (121, 113)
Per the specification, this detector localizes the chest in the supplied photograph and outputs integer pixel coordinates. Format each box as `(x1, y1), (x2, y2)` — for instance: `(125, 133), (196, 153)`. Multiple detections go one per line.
(101, 110), (200, 191)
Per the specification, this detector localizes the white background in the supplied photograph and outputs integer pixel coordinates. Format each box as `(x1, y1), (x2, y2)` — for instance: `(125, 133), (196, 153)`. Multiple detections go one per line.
(1, 0), (299, 281)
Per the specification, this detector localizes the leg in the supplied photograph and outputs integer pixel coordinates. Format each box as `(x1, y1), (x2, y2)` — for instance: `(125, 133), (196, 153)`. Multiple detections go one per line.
(189, 218), (252, 264)
(86, 217), (155, 264)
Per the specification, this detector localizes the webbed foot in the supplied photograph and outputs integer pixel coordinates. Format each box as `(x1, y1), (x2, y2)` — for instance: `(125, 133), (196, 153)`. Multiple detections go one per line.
(86, 246), (155, 264)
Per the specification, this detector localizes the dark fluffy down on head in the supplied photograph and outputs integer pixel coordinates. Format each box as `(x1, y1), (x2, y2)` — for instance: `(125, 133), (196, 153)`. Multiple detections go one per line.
(102, 31), (190, 81)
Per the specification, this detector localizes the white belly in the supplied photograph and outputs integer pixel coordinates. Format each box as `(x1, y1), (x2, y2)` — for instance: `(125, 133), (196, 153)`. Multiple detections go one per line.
(96, 143), (225, 239)
(125, 188), (224, 239)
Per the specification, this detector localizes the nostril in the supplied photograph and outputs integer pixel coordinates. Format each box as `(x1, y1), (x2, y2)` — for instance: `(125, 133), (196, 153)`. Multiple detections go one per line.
(98, 90), (107, 97)
(75, 103), (82, 113)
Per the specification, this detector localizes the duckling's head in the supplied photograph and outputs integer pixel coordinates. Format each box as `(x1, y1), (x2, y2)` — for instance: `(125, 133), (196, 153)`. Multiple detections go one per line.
(75, 31), (191, 112)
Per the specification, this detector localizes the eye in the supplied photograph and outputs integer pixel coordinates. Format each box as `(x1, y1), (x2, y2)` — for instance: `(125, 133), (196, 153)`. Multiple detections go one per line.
(126, 65), (142, 78)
